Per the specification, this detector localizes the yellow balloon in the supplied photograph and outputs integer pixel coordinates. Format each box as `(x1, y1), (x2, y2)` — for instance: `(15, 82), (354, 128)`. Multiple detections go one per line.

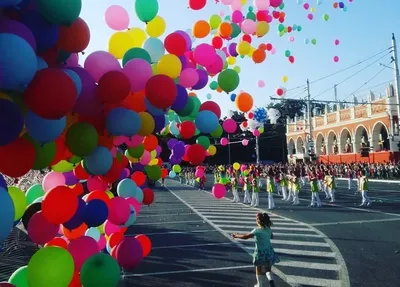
(282, 75), (288, 83)
(233, 66), (241, 73)
(149, 158), (158, 166)
(227, 56), (236, 65)
(127, 28), (147, 47)
(51, 160), (74, 172)
(106, 191), (114, 199)
(311, 7), (316, 13)
(240, 0), (247, 4)
(207, 145), (217, 156)
(237, 41), (250, 56)
(209, 14), (222, 30)
(150, 150), (157, 159)
(157, 54), (182, 78)
(256, 21), (269, 37)
(146, 16), (166, 38)
(0, 92), (13, 101)
(233, 162), (240, 170)
(151, 63), (158, 75)
(138, 112), (155, 136)
(247, 46), (256, 56)
(108, 31), (135, 59)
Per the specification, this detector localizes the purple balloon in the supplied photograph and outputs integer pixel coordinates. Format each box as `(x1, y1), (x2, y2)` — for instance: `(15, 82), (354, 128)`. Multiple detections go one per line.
(155, 145), (162, 155)
(131, 163), (145, 172)
(175, 30), (192, 51)
(171, 84), (188, 111)
(228, 43), (238, 57)
(169, 155), (182, 165)
(118, 168), (130, 180)
(167, 138), (179, 149)
(0, 19), (36, 51)
(64, 53), (79, 67)
(152, 114), (166, 133)
(192, 69), (208, 90)
(179, 55), (189, 69)
(63, 171), (79, 186)
(172, 142), (185, 158)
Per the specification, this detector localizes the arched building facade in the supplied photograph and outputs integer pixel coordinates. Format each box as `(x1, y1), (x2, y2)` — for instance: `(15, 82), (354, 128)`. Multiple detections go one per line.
(286, 85), (400, 163)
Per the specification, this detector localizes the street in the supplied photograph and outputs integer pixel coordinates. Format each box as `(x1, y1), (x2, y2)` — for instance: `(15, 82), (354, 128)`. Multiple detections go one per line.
(121, 177), (400, 287)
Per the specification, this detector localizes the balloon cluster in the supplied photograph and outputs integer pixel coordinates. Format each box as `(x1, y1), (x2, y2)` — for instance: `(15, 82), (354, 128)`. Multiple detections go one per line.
(267, 108), (281, 124)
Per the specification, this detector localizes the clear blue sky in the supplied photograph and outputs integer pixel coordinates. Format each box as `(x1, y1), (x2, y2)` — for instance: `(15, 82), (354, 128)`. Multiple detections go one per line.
(80, 0), (400, 113)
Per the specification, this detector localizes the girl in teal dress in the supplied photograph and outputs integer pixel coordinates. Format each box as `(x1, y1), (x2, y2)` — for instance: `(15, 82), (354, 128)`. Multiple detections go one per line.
(232, 213), (279, 287)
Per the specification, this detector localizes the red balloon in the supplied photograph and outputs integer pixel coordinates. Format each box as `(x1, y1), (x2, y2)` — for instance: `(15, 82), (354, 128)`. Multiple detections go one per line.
(187, 144), (206, 165)
(179, 121), (196, 139)
(142, 188), (154, 205)
(199, 101), (221, 119)
(68, 271), (81, 287)
(164, 32), (187, 56)
(272, 11), (280, 19)
(266, 43), (273, 51)
(256, 11), (268, 21)
(108, 232), (125, 248)
(98, 71), (131, 104)
(51, 136), (69, 166)
(145, 75), (177, 109)
(242, 34), (252, 43)
(135, 234), (152, 257)
(42, 186), (79, 224)
(287, 26), (293, 33)
(57, 17), (90, 53)
(278, 17), (285, 23)
(102, 158), (124, 184)
(161, 168), (168, 178)
(0, 138), (35, 178)
(45, 237), (68, 249)
(24, 68), (77, 119)
(288, 55), (295, 63)
(131, 171), (146, 186)
(211, 36), (223, 49)
(73, 163), (89, 180)
(143, 135), (158, 151)
(38, 46), (59, 67)
(189, 0), (207, 10)
(70, 183), (84, 196)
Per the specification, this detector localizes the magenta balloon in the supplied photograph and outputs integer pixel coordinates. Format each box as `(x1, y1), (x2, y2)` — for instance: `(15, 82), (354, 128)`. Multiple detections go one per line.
(175, 30), (192, 51)
(0, 19), (36, 51)
(193, 43), (216, 67)
(212, 183), (227, 199)
(98, 234), (106, 250)
(65, 53), (79, 67)
(123, 58), (153, 92)
(126, 197), (141, 215)
(84, 51), (121, 82)
(108, 197), (130, 225)
(222, 118), (237, 133)
(68, 236), (100, 270)
(206, 55), (223, 75)
(87, 176), (110, 192)
(231, 10), (243, 23)
(104, 220), (123, 236)
(27, 211), (59, 245)
(270, 0), (283, 7)
(126, 135), (144, 147)
(105, 5), (130, 31)
(179, 68), (199, 88)
(115, 237), (144, 269)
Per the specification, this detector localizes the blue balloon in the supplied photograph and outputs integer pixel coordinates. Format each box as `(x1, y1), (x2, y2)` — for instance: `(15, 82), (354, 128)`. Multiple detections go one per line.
(21, 11), (59, 52)
(195, 110), (219, 134)
(37, 56), (48, 71)
(0, 33), (36, 90)
(117, 178), (138, 198)
(0, 187), (15, 245)
(106, 107), (141, 136)
(25, 111), (66, 143)
(85, 227), (101, 241)
(83, 199), (109, 228)
(0, 0), (22, 7)
(152, 113), (166, 133)
(0, 99), (24, 146)
(171, 84), (188, 111)
(0, 174), (6, 189)
(230, 93), (237, 102)
(64, 69), (82, 96)
(143, 37), (165, 63)
(144, 98), (165, 116)
(133, 187), (143, 203)
(63, 198), (85, 230)
(85, 146), (113, 175)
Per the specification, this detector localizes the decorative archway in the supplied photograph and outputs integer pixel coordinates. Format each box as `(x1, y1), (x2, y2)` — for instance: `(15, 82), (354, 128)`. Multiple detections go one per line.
(287, 138), (296, 155)
(354, 125), (369, 152)
(340, 128), (352, 153)
(327, 131), (338, 154)
(296, 137), (305, 155)
(315, 133), (326, 156)
(371, 122), (390, 151)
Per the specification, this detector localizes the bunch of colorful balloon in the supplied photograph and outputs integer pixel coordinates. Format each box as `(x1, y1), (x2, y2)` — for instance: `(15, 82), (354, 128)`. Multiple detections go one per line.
(267, 108), (281, 125)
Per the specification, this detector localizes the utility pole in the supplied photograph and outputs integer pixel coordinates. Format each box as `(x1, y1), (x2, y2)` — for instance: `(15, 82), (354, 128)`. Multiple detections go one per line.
(255, 136), (260, 164)
(306, 79), (315, 160)
(334, 84), (338, 102)
(228, 134), (231, 165)
(392, 33), (400, 134)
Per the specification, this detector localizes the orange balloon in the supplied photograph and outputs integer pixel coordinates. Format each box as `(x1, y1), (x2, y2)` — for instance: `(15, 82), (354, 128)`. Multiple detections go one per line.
(252, 49), (266, 64)
(193, 20), (210, 38)
(218, 22), (232, 38)
(280, 12), (286, 18)
(62, 223), (88, 240)
(188, 92), (197, 97)
(235, 92), (254, 113)
(122, 91), (146, 112)
(216, 86), (222, 93)
(143, 135), (158, 151)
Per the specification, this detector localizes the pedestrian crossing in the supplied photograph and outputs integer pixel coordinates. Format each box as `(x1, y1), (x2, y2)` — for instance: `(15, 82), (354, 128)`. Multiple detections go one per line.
(166, 180), (350, 287)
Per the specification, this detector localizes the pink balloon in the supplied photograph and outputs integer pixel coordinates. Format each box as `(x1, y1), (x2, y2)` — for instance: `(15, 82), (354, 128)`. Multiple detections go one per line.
(115, 237), (143, 269)
(27, 211), (59, 245)
(270, 0), (283, 7)
(108, 197), (131, 225)
(220, 0), (233, 4)
(220, 137), (228, 146)
(114, 136), (127, 146)
(179, 68), (199, 88)
(289, 36), (295, 42)
(212, 183), (227, 199)
(104, 220), (124, 236)
(87, 176), (110, 192)
(140, 150), (151, 165)
(123, 58), (153, 92)
(42, 172), (65, 192)
(334, 39), (340, 45)
(126, 197), (141, 215)
(307, 13), (314, 20)
(193, 44), (216, 67)
(242, 139), (249, 146)
(105, 5), (130, 31)
(98, 234), (106, 250)
(240, 164), (247, 171)
(333, 56), (339, 62)
(222, 118), (237, 134)
(68, 236), (100, 270)
(231, 10), (243, 23)
(258, 80), (265, 87)
(206, 55), (224, 75)
(271, 47), (276, 54)
(126, 135), (144, 147)
(65, 53), (79, 67)
(241, 19), (256, 34)
(303, 2), (310, 9)
(253, 129), (260, 137)
(195, 169), (204, 178)
(254, 0), (270, 10)
(219, 11), (225, 17)
(230, 0), (242, 11)
(84, 51), (121, 82)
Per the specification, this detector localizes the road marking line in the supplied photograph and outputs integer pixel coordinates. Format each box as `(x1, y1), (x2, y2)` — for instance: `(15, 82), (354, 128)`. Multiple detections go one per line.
(311, 217), (400, 226)
(125, 229), (219, 236)
(134, 220), (205, 226)
(277, 261), (340, 271)
(216, 224), (313, 232)
(271, 239), (330, 247)
(211, 220), (303, 226)
(141, 212), (195, 217)
(274, 248), (336, 258)
(223, 230), (324, 238)
(123, 265), (254, 277)
(152, 242), (235, 250)
(287, 275), (342, 287)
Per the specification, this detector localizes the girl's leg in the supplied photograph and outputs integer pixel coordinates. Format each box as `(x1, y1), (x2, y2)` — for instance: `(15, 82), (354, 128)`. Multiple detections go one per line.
(265, 266), (275, 287)
(293, 191), (300, 205)
(347, 178), (351, 190)
(255, 266), (266, 287)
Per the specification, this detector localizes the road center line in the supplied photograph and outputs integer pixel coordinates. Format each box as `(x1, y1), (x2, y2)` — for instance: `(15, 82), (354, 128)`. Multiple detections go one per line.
(125, 229), (219, 236)
(311, 217), (400, 226)
(152, 242), (235, 250)
(134, 220), (205, 226)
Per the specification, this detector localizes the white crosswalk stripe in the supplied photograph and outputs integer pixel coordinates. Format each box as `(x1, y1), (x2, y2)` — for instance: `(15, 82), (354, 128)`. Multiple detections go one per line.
(166, 180), (350, 287)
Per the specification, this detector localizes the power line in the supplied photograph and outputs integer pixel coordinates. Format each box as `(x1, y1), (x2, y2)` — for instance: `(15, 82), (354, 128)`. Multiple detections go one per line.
(352, 79), (393, 94)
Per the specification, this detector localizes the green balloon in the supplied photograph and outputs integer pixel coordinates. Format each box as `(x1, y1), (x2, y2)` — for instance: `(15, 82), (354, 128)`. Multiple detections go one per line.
(9, 266), (29, 287)
(36, 0), (81, 25)
(230, 23), (241, 38)
(27, 246), (74, 287)
(278, 24), (285, 32)
(51, 160), (74, 172)
(311, 39), (317, 45)
(68, 155), (82, 164)
(8, 186), (27, 220)
(194, 129), (200, 136)
(23, 134), (56, 170)
(66, 122), (99, 157)
(127, 144), (145, 158)
(26, 184), (45, 205)
(176, 96), (195, 117)
(172, 164), (181, 173)
(196, 136), (210, 149)
(209, 81), (218, 90)
(297, 25), (302, 32)
(188, 96), (201, 119)
(279, 3), (285, 9)
(285, 50), (291, 57)
(210, 125), (223, 138)
(80, 253), (120, 287)
(246, 11), (256, 21)
(57, 50), (71, 64)
(218, 69), (239, 93)
(122, 48), (151, 66)
(146, 165), (162, 181)
(135, 0), (159, 23)
(224, 15), (231, 21)
(323, 14), (329, 21)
